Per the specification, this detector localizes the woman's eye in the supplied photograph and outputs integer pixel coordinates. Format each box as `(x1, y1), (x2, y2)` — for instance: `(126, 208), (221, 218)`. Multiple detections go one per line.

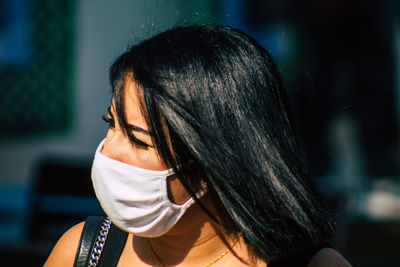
(102, 115), (115, 128)
(130, 136), (151, 150)
(102, 106), (115, 128)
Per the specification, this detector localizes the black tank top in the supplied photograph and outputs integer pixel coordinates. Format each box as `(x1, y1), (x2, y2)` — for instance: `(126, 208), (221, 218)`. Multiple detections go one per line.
(268, 243), (330, 267)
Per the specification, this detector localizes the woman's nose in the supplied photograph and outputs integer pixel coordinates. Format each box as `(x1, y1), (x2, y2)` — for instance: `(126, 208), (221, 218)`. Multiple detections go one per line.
(101, 128), (131, 162)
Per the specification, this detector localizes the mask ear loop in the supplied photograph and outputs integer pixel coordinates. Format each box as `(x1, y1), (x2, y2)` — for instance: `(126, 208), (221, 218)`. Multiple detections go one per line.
(169, 180), (208, 209)
(196, 181), (208, 198)
(175, 162), (208, 200)
(172, 159), (221, 225)
(174, 160), (208, 200)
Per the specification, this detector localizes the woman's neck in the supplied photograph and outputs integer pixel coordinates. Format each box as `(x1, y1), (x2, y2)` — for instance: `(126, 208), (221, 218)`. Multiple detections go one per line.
(145, 222), (231, 266)
(132, 196), (251, 266)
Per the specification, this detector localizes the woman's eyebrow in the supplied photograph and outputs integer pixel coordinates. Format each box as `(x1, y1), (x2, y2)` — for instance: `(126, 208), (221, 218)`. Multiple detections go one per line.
(127, 124), (151, 135)
(108, 104), (150, 135)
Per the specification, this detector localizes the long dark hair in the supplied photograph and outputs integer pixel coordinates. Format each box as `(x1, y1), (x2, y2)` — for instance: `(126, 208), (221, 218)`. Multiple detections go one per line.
(108, 25), (334, 260)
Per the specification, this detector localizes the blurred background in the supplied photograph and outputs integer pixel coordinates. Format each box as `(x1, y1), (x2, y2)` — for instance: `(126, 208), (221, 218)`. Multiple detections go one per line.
(0, 0), (398, 266)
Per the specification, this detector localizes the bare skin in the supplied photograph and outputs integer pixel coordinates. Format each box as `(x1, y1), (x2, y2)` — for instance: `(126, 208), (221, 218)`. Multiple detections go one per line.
(44, 79), (351, 266)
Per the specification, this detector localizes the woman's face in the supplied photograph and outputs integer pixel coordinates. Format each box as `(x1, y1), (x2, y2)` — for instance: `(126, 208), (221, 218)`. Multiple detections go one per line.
(101, 78), (191, 205)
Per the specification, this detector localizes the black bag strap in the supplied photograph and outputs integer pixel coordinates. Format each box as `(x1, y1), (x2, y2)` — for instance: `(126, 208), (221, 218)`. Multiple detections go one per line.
(73, 216), (129, 267)
(73, 216), (105, 267)
(97, 223), (128, 267)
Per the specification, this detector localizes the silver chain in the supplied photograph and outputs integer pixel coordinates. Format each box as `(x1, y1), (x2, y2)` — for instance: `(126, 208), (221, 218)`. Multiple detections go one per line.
(89, 217), (111, 267)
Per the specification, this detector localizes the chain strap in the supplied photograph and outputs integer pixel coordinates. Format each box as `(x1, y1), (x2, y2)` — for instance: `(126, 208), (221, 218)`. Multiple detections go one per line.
(89, 217), (111, 267)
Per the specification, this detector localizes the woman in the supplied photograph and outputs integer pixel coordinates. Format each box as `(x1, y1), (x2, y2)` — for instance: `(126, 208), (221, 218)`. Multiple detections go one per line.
(45, 25), (351, 266)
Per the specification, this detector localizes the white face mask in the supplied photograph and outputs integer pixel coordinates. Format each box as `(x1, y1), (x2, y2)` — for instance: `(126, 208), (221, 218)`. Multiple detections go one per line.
(91, 139), (206, 237)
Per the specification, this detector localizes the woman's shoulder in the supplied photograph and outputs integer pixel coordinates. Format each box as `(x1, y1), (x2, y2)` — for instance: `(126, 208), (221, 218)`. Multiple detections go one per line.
(307, 247), (352, 267)
(43, 221), (85, 267)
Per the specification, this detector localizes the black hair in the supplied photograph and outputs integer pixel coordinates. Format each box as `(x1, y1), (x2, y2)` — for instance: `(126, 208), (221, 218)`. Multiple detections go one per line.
(109, 24), (334, 260)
